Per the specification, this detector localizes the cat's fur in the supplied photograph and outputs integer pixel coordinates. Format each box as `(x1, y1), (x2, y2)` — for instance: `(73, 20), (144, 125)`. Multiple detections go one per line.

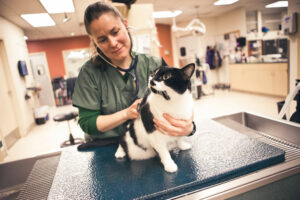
(115, 61), (195, 173)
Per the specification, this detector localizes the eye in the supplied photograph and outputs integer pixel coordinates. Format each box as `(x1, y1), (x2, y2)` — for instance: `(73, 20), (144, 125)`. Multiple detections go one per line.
(151, 69), (159, 77)
(111, 28), (120, 36)
(112, 30), (119, 35)
(162, 73), (171, 80)
(98, 37), (107, 44)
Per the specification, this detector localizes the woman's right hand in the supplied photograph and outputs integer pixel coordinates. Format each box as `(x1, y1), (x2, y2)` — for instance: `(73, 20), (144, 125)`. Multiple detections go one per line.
(97, 98), (143, 133)
(125, 99), (142, 120)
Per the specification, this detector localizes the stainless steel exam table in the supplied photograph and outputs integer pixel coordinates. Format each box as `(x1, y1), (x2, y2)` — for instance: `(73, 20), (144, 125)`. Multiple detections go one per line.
(0, 112), (299, 200)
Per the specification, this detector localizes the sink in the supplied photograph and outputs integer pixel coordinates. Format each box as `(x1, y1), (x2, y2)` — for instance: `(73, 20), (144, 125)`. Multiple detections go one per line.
(175, 112), (300, 200)
(213, 112), (300, 148)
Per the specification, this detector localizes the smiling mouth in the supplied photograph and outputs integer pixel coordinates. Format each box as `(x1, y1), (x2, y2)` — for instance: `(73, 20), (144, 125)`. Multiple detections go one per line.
(112, 47), (122, 54)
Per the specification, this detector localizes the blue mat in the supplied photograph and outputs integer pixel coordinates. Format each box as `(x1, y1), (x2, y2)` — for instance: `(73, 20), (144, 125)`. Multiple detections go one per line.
(48, 120), (285, 200)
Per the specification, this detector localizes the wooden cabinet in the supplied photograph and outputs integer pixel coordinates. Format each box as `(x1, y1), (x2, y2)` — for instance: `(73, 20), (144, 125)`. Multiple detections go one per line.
(230, 63), (288, 97)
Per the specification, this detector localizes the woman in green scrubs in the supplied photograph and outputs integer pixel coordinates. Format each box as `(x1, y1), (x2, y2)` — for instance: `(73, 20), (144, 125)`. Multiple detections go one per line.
(72, 2), (194, 141)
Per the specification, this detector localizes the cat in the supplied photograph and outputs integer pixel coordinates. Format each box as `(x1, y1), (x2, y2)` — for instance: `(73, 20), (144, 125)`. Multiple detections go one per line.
(115, 61), (195, 173)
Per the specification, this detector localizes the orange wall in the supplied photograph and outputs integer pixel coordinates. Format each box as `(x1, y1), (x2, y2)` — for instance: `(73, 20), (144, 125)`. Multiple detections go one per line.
(27, 36), (90, 80)
(156, 24), (174, 66)
(27, 26), (173, 79)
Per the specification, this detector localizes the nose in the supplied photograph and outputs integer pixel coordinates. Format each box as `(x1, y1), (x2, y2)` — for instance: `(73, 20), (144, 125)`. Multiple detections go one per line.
(108, 37), (117, 47)
(150, 80), (155, 86)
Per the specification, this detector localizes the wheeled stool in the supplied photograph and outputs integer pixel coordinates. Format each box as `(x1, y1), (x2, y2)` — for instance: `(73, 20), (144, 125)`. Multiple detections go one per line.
(53, 111), (84, 148)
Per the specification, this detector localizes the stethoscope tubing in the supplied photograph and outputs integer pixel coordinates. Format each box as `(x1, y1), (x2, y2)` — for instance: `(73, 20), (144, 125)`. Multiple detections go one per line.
(95, 46), (139, 104)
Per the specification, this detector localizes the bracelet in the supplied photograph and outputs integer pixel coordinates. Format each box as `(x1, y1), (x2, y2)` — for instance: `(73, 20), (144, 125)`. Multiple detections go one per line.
(188, 121), (196, 136)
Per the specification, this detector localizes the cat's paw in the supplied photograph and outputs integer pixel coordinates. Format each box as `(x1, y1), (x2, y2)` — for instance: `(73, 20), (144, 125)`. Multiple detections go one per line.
(164, 161), (178, 173)
(178, 141), (192, 150)
(115, 146), (126, 158)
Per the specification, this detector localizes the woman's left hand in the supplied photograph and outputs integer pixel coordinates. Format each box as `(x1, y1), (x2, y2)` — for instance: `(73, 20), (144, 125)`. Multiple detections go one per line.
(153, 113), (194, 136)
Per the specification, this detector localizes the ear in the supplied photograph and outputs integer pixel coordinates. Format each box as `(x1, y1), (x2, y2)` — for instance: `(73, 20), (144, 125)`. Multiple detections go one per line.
(123, 19), (128, 29)
(182, 63), (195, 80)
(161, 58), (168, 67)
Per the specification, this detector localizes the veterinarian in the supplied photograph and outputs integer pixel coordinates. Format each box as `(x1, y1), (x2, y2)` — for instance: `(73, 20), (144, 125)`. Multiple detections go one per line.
(72, 2), (195, 142)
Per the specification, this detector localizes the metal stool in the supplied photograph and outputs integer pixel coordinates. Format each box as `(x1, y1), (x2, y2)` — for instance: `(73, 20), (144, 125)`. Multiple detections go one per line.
(53, 111), (84, 148)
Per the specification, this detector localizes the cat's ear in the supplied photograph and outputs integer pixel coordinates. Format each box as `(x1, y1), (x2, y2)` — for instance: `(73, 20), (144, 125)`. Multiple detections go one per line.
(161, 58), (168, 67)
(182, 63), (195, 80)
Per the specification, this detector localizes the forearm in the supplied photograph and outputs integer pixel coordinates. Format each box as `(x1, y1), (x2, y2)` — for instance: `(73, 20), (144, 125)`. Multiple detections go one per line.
(96, 109), (128, 132)
(96, 99), (141, 132)
(78, 99), (140, 134)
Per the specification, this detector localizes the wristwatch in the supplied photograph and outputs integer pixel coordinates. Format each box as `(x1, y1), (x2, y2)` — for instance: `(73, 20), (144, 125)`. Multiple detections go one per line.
(188, 121), (196, 136)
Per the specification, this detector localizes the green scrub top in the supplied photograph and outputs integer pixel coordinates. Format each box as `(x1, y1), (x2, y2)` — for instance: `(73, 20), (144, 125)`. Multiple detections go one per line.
(72, 53), (161, 140)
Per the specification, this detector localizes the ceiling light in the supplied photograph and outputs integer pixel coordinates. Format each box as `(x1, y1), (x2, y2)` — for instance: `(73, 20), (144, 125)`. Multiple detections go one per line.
(70, 32), (75, 36)
(265, 1), (288, 8)
(21, 13), (55, 27)
(214, 0), (239, 6)
(153, 10), (182, 19)
(63, 13), (70, 23)
(40, 0), (75, 14)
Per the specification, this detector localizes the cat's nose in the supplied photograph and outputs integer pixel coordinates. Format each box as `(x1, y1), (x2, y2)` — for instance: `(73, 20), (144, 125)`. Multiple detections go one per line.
(150, 80), (155, 86)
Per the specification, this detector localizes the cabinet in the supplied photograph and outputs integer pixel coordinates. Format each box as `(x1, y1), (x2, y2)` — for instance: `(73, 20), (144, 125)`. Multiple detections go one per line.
(230, 63), (288, 97)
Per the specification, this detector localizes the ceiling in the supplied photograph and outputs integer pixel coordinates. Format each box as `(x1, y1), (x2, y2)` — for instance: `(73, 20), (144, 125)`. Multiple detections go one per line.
(0, 0), (290, 41)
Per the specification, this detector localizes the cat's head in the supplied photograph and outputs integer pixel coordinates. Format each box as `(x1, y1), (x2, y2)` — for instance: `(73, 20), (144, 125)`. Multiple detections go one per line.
(149, 59), (195, 100)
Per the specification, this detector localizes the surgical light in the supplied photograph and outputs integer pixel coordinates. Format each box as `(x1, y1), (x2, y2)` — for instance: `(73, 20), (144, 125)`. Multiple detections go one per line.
(21, 13), (55, 27)
(40, 0), (75, 13)
(153, 10), (182, 19)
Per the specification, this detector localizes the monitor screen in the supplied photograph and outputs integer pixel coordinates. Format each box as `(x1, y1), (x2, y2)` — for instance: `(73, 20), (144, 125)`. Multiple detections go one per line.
(236, 37), (246, 47)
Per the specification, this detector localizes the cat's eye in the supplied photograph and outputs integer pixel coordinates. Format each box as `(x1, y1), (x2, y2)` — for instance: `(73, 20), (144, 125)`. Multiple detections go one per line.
(151, 69), (159, 77)
(162, 73), (171, 80)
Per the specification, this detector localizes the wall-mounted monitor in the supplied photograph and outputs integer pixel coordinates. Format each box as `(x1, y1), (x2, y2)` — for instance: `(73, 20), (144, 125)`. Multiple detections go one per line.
(18, 60), (28, 76)
(236, 37), (246, 47)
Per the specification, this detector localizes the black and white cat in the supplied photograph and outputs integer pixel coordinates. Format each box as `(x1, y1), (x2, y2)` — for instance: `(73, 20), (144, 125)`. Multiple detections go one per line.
(115, 61), (195, 173)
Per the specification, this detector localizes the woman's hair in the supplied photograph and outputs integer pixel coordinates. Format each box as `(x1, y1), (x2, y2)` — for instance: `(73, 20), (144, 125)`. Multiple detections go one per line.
(84, 1), (134, 64)
(84, 2), (122, 35)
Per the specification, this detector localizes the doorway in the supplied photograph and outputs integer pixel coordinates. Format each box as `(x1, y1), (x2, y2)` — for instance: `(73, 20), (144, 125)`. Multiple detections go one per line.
(29, 53), (55, 107)
(0, 41), (20, 155)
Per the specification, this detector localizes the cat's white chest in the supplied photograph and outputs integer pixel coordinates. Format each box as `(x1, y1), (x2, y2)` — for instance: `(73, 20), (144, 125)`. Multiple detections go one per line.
(149, 92), (194, 122)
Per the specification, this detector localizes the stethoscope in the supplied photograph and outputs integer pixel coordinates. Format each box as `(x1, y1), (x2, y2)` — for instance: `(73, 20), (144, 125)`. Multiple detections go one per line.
(95, 45), (139, 104)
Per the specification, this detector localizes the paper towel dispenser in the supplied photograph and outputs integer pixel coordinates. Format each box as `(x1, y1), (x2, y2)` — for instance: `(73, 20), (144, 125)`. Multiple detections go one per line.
(282, 12), (298, 35)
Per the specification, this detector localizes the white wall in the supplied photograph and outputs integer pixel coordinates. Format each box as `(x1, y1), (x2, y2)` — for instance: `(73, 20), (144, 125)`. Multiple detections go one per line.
(127, 4), (160, 57)
(0, 16), (36, 136)
(216, 7), (247, 37)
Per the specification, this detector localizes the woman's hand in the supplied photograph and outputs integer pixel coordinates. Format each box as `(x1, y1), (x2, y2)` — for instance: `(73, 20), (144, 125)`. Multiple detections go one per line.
(124, 99), (142, 120)
(153, 113), (194, 136)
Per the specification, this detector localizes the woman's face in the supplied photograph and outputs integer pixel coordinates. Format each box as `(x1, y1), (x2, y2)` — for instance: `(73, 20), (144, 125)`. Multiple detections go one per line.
(90, 12), (131, 64)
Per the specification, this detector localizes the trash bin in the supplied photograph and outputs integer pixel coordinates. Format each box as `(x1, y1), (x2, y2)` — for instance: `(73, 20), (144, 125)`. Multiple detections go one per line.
(34, 106), (49, 125)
